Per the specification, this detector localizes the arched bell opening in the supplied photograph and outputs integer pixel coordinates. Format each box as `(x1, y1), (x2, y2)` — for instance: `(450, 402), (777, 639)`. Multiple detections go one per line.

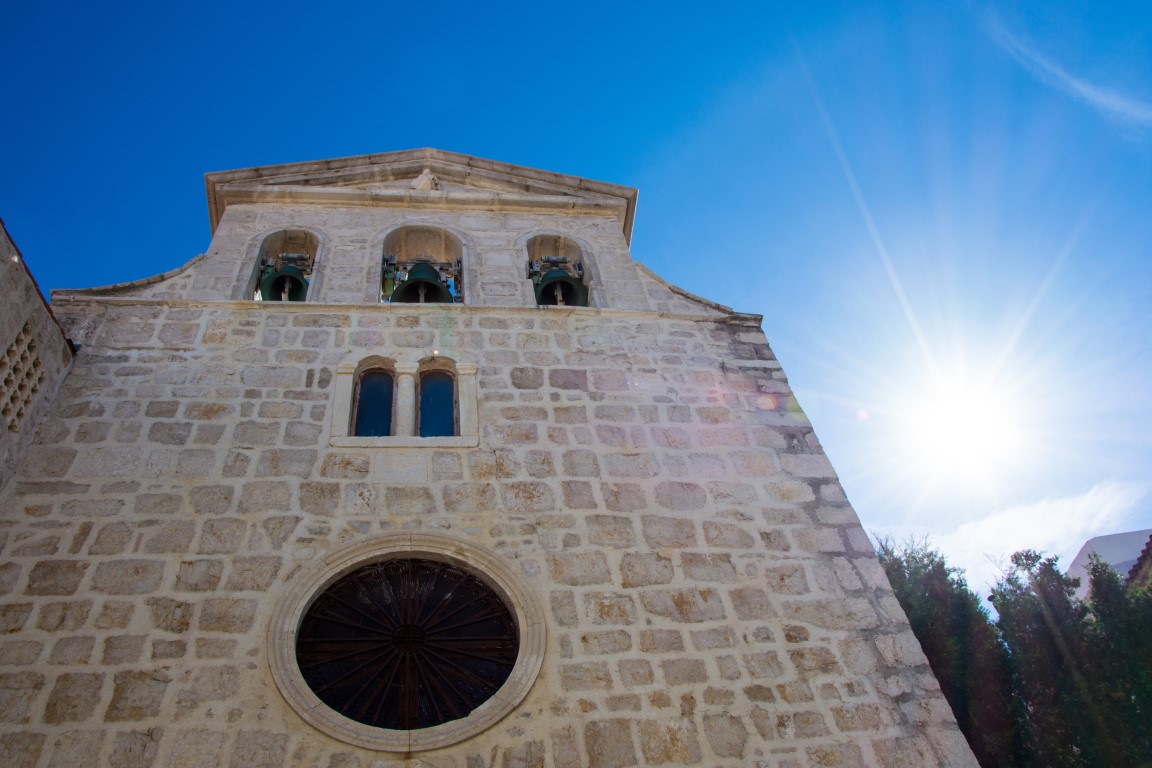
(526, 234), (589, 307)
(535, 269), (588, 307)
(254, 230), (318, 302)
(382, 227), (463, 304)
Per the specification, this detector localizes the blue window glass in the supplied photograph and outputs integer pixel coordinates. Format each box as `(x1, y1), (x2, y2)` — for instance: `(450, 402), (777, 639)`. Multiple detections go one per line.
(419, 371), (455, 438)
(354, 369), (394, 436)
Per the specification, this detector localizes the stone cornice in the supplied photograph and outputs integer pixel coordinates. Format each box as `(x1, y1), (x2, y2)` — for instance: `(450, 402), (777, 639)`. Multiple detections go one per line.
(205, 148), (639, 243)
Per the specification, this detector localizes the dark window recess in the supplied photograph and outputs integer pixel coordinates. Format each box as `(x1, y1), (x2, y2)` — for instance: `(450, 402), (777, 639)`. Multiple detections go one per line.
(295, 559), (519, 730)
(353, 370), (394, 437)
(419, 371), (455, 438)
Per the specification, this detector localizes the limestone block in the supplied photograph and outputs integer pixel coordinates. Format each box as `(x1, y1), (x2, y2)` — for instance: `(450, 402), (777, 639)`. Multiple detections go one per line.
(227, 731), (288, 768)
(580, 630), (632, 655)
(584, 719), (636, 768)
(92, 561), (164, 595)
(637, 719), (702, 765)
(25, 560), (89, 596)
(175, 561), (223, 592)
(46, 730), (105, 767)
(641, 517), (697, 548)
(0, 640), (42, 665)
(37, 601), (91, 631)
(146, 598), (193, 633)
(681, 553), (737, 582)
(109, 727), (163, 768)
(640, 589), (726, 623)
(703, 521), (755, 549)
(639, 630), (683, 654)
(0, 732), (45, 767)
(659, 659), (707, 686)
(198, 598), (257, 633)
(620, 553), (673, 588)
(224, 557), (280, 591)
(586, 516), (635, 548)
(102, 636), (145, 664)
(559, 662), (612, 691)
(44, 672), (102, 723)
(176, 665), (240, 709)
(601, 483), (646, 513)
(654, 482), (706, 511)
(584, 593), (637, 625)
(702, 713), (747, 759)
(105, 670), (169, 722)
(166, 729), (224, 768)
(0, 671), (44, 722)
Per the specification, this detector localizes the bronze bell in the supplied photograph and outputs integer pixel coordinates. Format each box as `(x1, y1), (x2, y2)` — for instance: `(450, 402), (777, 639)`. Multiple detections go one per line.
(535, 268), (588, 307)
(259, 265), (309, 302)
(390, 262), (453, 304)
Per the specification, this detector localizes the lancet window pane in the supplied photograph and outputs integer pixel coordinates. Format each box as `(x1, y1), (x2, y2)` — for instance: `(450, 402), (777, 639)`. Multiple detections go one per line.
(354, 369), (394, 437)
(419, 371), (455, 438)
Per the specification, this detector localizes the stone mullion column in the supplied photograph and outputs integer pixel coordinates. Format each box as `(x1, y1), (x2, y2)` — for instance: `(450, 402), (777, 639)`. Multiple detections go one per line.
(394, 364), (418, 437)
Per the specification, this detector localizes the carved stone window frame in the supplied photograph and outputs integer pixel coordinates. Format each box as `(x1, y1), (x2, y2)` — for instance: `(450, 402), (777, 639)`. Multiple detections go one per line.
(331, 351), (478, 448)
(267, 533), (546, 752)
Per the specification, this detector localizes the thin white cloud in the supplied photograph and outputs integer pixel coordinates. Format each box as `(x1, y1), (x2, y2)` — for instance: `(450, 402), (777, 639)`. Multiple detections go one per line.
(934, 480), (1147, 593)
(987, 18), (1152, 127)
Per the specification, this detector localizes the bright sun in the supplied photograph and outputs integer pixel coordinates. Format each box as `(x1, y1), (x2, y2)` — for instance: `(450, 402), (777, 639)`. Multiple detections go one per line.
(894, 374), (1032, 495)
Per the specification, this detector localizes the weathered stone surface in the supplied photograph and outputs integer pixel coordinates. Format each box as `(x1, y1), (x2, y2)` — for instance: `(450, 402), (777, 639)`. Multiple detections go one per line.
(224, 557), (280, 591)
(110, 727), (163, 768)
(640, 589), (726, 623)
(560, 662), (612, 691)
(92, 561), (164, 595)
(228, 731), (288, 768)
(637, 720), (702, 765)
(176, 665), (240, 708)
(25, 560), (89, 596)
(44, 672), (102, 723)
(584, 719), (636, 768)
(46, 730), (105, 768)
(549, 552), (610, 586)
(167, 728), (225, 768)
(0, 732), (45, 768)
(582, 592), (636, 626)
(105, 670), (170, 721)
(641, 516), (696, 548)
(660, 658), (707, 686)
(146, 598), (193, 633)
(702, 713), (748, 759)
(198, 598), (257, 633)
(175, 560), (223, 592)
(37, 601), (91, 631)
(620, 553), (673, 588)
(586, 515), (635, 548)
(0, 671), (44, 722)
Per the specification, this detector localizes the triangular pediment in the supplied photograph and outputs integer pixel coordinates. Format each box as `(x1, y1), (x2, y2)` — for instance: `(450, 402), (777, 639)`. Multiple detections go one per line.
(205, 148), (638, 242)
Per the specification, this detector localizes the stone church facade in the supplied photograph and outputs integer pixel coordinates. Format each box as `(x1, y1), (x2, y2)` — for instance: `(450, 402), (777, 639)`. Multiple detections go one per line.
(0, 150), (977, 767)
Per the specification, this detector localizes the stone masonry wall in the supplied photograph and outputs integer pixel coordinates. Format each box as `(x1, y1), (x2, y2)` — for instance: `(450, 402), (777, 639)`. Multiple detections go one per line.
(0, 298), (976, 768)
(0, 221), (73, 497)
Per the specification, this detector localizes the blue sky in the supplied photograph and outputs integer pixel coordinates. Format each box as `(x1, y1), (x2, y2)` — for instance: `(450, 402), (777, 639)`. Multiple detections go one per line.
(3, 0), (1151, 590)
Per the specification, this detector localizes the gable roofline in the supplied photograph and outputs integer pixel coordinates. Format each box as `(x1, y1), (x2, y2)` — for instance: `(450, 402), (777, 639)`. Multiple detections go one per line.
(205, 148), (639, 244)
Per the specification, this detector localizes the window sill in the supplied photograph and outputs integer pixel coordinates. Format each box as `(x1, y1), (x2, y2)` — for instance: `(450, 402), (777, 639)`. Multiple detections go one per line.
(329, 435), (479, 449)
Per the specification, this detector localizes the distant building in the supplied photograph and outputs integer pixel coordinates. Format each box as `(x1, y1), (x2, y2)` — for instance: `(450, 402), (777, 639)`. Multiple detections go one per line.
(0, 150), (978, 766)
(1066, 529), (1152, 599)
(1127, 533), (1152, 589)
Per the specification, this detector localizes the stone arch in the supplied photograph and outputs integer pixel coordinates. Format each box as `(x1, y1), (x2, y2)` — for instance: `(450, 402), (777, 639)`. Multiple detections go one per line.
(518, 230), (599, 308)
(235, 226), (329, 302)
(375, 224), (473, 304)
